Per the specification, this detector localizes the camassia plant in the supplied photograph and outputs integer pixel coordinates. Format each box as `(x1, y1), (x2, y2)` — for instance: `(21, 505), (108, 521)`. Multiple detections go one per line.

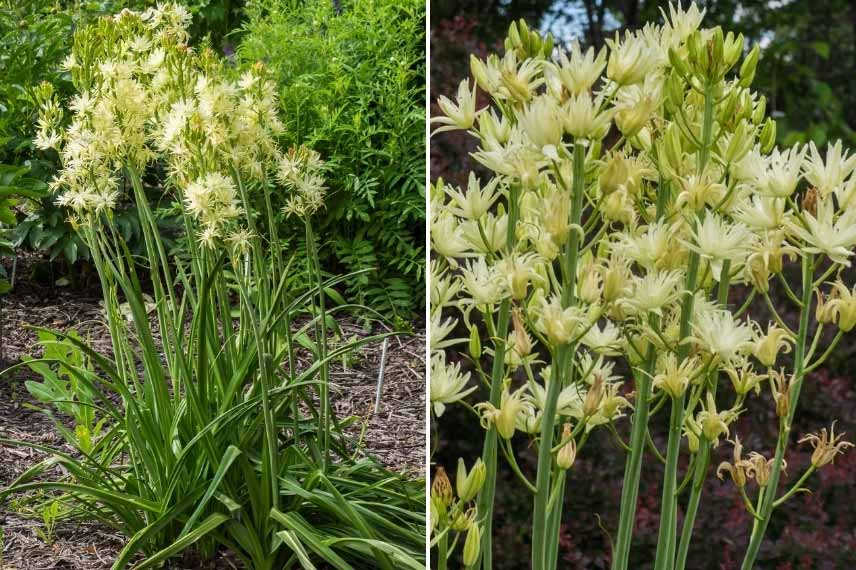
(429, 5), (855, 570)
(0, 4), (423, 570)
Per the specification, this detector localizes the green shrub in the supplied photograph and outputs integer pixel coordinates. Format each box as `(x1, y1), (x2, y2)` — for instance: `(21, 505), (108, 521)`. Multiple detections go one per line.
(239, 0), (426, 321)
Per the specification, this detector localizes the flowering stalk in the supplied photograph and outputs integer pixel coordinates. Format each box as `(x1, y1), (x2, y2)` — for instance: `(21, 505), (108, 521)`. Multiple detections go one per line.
(676, 259), (732, 570)
(741, 253), (813, 569)
(654, 82), (713, 570)
(612, 177), (672, 570)
(532, 141), (586, 570)
(475, 181), (519, 570)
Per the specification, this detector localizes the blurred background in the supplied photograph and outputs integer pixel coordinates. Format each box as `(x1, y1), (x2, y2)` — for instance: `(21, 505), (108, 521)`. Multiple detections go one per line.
(430, 2), (856, 569)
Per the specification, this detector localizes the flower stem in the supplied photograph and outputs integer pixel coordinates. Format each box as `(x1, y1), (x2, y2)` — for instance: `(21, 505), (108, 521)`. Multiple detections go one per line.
(532, 142), (586, 570)
(476, 184), (520, 570)
(675, 261), (732, 569)
(438, 530), (448, 570)
(654, 81), (714, 570)
(612, 176), (672, 570)
(741, 254), (814, 569)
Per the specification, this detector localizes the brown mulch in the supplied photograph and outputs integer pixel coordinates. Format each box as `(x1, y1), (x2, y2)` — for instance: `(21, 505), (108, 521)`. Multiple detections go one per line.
(0, 260), (425, 570)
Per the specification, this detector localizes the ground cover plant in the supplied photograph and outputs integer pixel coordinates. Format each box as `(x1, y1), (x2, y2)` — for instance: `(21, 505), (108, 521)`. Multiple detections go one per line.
(0, 4), (424, 569)
(239, 0), (426, 322)
(429, 4), (856, 569)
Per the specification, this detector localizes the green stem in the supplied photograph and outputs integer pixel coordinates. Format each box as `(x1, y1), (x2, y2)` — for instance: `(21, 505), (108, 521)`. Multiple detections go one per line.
(772, 466), (815, 507)
(612, 177), (672, 570)
(653, 81), (714, 570)
(476, 185), (519, 570)
(304, 218), (331, 468)
(675, 260), (732, 569)
(653, 393), (685, 570)
(532, 142), (586, 570)
(741, 254), (813, 570)
(438, 531), (448, 570)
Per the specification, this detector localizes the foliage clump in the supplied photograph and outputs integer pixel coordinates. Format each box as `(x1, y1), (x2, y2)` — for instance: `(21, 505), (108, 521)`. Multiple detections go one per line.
(2, 5), (424, 569)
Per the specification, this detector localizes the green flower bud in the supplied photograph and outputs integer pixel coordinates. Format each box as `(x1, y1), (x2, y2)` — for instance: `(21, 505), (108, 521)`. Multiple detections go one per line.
(739, 45), (760, 87)
(468, 325), (482, 360)
(724, 32), (744, 73)
(668, 47), (691, 79)
(556, 423), (577, 470)
(456, 458), (486, 502)
(752, 95), (767, 125)
(724, 120), (752, 163)
(760, 118), (776, 154)
(463, 521), (481, 567)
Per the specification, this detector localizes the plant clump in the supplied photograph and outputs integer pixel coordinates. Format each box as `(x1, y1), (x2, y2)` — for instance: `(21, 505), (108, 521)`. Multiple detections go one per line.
(429, 5), (855, 570)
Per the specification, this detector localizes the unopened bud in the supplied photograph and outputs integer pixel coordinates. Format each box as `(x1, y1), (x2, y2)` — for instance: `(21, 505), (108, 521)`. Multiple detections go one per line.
(759, 118), (776, 154)
(724, 32), (744, 72)
(469, 325), (482, 360)
(462, 521), (481, 567)
(668, 47), (691, 78)
(556, 423), (577, 470)
(752, 95), (767, 125)
(456, 458), (486, 502)
(739, 45), (760, 87)
(583, 375), (605, 418)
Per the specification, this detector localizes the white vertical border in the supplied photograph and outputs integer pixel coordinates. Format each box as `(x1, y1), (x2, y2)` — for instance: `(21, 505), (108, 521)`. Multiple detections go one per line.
(423, 0), (432, 567)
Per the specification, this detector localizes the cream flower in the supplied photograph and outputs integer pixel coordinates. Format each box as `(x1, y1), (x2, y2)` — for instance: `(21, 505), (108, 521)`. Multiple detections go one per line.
(547, 41), (607, 95)
(432, 79), (479, 134)
(430, 352), (477, 417)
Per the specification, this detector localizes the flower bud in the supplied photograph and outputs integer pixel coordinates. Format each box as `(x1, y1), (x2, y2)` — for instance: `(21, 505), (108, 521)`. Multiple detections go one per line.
(752, 95), (767, 125)
(470, 55), (491, 94)
(724, 32), (744, 72)
(668, 47), (691, 78)
(759, 118), (776, 154)
(707, 28), (724, 78)
(456, 458), (486, 502)
(739, 45), (760, 87)
(469, 325), (482, 360)
(556, 423), (577, 470)
(462, 521), (481, 567)
(583, 375), (605, 418)
(721, 90), (740, 126)
(599, 153), (629, 196)
(662, 123), (684, 174)
(724, 121), (753, 164)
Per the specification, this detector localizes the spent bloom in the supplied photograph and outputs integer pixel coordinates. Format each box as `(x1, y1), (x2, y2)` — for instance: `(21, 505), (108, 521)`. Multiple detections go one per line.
(799, 423), (854, 467)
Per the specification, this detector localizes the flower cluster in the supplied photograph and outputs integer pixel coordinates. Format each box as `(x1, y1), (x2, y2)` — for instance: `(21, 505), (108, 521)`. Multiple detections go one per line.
(34, 3), (324, 246)
(429, 4), (854, 568)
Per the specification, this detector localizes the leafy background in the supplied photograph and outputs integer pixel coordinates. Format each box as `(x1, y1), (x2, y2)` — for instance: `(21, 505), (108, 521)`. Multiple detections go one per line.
(430, 1), (856, 568)
(0, 0), (425, 323)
